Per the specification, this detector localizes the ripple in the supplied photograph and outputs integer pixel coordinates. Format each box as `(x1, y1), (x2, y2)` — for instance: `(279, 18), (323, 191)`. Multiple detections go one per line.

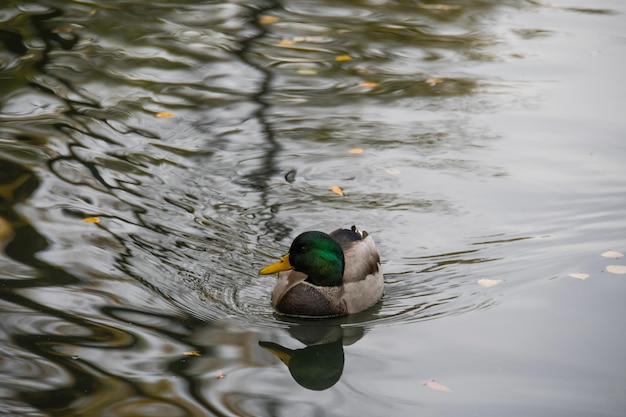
(5, 307), (135, 350)
(169, 232), (517, 333)
(3, 0), (625, 415)
(339, 235), (535, 329)
(104, 398), (190, 417)
(0, 347), (71, 388)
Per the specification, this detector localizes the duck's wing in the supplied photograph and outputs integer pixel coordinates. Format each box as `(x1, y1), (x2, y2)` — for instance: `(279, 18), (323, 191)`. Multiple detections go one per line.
(329, 226), (381, 284)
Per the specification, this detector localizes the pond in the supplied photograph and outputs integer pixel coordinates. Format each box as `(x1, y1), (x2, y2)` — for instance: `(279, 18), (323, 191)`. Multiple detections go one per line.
(1, 0), (625, 415)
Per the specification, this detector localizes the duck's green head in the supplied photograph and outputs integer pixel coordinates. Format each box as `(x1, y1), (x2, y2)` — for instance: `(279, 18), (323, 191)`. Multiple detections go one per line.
(259, 231), (344, 287)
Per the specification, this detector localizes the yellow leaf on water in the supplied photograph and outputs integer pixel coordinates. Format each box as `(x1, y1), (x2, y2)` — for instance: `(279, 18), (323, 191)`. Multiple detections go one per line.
(359, 81), (380, 89)
(601, 250), (623, 258)
(297, 68), (317, 75)
(330, 186), (344, 196)
(426, 77), (443, 86)
(423, 379), (452, 392)
(349, 148), (364, 154)
(336, 55), (352, 62)
(0, 217), (12, 242)
(183, 351), (201, 356)
(477, 278), (502, 287)
(568, 273), (589, 280)
(258, 15), (279, 25)
(606, 265), (626, 275)
(83, 217), (100, 223)
(279, 39), (294, 46)
(156, 112), (174, 118)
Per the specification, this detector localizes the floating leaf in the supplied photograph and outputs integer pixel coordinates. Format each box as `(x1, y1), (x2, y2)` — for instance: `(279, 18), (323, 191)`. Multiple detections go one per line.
(568, 273), (589, 280)
(297, 68), (317, 75)
(279, 39), (294, 46)
(156, 112), (174, 118)
(330, 186), (344, 196)
(606, 265), (626, 275)
(477, 278), (502, 287)
(216, 370), (225, 379)
(284, 169), (296, 183)
(423, 379), (452, 392)
(183, 351), (201, 357)
(83, 217), (100, 223)
(385, 168), (401, 175)
(335, 55), (352, 62)
(349, 148), (364, 154)
(258, 15), (279, 25)
(359, 81), (380, 89)
(601, 250), (623, 258)
(0, 217), (12, 242)
(426, 77), (443, 86)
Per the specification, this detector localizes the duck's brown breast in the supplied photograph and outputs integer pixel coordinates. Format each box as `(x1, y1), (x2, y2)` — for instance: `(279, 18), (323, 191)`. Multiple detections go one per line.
(275, 283), (348, 317)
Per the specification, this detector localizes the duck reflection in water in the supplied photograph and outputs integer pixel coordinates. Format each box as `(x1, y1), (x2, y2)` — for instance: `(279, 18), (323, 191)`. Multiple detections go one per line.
(259, 320), (367, 391)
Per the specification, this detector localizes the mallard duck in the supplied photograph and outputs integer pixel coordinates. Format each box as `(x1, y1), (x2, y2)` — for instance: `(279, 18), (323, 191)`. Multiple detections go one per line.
(259, 226), (383, 317)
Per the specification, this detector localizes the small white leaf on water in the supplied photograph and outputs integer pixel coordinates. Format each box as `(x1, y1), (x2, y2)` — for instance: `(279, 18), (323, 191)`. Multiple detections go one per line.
(477, 278), (502, 287)
(423, 379), (452, 392)
(601, 250), (623, 259)
(568, 273), (589, 280)
(606, 265), (626, 275)
(385, 168), (401, 175)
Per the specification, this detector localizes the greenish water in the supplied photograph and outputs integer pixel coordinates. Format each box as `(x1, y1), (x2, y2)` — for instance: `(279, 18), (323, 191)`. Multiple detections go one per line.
(1, 0), (625, 415)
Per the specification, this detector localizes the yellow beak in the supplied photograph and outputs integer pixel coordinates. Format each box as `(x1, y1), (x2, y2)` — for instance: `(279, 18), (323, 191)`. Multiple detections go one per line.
(259, 253), (293, 275)
(259, 341), (293, 365)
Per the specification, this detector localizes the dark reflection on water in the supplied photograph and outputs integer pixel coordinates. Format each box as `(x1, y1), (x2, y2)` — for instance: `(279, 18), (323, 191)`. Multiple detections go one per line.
(1, 0), (625, 415)
(259, 321), (360, 391)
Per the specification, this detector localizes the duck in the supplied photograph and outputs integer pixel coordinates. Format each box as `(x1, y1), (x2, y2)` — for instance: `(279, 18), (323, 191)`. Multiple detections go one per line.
(259, 226), (383, 317)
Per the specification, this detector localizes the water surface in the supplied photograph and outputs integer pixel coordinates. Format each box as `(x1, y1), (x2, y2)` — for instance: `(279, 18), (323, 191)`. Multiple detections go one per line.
(1, 0), (625, 416)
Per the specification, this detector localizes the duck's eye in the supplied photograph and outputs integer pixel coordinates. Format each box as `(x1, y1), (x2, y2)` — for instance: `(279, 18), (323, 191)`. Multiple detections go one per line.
(299, 245), (307, 252)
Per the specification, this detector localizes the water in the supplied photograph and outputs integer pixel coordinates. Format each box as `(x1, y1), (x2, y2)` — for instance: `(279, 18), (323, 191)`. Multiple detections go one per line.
(1, 0), (625, 415)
